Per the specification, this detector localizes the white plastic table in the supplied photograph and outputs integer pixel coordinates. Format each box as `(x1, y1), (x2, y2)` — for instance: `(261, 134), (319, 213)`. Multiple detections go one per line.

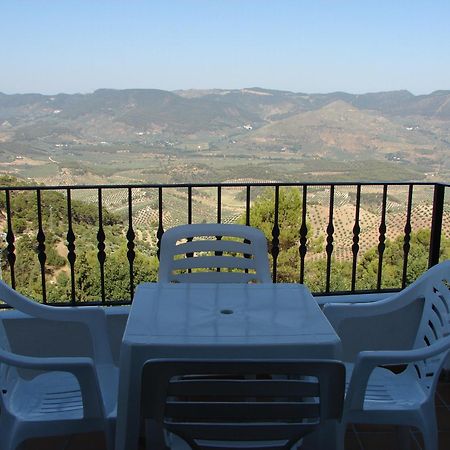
(115, 283), (342, 450)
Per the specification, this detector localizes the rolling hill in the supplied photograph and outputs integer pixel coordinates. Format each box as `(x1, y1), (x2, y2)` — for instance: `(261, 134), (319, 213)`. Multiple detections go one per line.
(0, 87), (449, 183)
(241, 100), (444, 163)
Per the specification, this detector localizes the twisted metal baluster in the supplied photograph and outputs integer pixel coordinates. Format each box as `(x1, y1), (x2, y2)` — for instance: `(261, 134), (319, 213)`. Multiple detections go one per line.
(187, 186), (193, 225)
(216, 186), (223, 271)
(402, 184), (413, 288)
(97, 188), (106, 303)
(325, 185), (335, 293)
(217, 185), (222, 224)
(126, 188), (135, 300)
(377, 185), (388, 290)
(351, 185), (361, 292)
(245, 186), (251, 226)
(243, 186), (252, 274)
(271, 186), (280, 283)
(66, 189), (76, 304)
(186, 187), (193, 268)
(36, 189), (47, 303)
(156, 187), (164, 260)
(299, 185), (308, 284)
(5, 190), (16, 288)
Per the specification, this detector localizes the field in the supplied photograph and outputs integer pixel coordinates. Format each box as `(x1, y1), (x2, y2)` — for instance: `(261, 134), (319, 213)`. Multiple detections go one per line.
(66, 183), (450, 263)
(305, 185), (450, 261)
(1, 139), (449, 266)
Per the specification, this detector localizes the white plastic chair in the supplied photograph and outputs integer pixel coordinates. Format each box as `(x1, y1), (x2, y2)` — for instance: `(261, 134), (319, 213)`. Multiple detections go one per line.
(158, 223), (272, 283)
(342, 336), (450, 450)
(141, 359), (345, 450)
(323, 260), (450, 362)
(324, 260), (450, 450)
(0, 280), (117, 450)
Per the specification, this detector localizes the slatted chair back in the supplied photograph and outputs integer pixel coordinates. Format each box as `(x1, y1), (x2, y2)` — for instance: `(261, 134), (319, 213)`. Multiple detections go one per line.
(141, 359), (345, 450)
(158, 224), (272, 284)
(410, 260), (450, 392)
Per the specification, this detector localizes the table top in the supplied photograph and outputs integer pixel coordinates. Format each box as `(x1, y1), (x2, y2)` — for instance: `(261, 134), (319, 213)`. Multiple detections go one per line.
(125, 283), (340, 349)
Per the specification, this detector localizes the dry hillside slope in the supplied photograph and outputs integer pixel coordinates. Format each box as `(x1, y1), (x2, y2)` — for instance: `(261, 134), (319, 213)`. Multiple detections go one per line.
(244, 100), (442, 161)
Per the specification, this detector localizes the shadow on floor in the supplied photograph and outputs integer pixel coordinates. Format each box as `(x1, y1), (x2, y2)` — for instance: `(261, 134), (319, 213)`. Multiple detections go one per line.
(20, 376), (450, 450)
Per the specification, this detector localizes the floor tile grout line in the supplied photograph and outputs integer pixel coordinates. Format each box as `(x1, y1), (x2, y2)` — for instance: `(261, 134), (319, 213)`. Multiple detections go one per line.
(436, 391), (449, 409)
(409, 428), (423, 450)
(350, 424), (365, 450)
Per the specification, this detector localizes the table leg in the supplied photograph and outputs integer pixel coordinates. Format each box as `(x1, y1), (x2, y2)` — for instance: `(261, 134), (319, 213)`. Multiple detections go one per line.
(115, 345), (142, 450)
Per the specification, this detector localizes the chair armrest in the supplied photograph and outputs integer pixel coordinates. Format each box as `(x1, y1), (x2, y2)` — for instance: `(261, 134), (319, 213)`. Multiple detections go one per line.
(346, 335), (450, 411)
(0, 280), (106, 326)
(1, 280), (104, 323)
(323, 297), (423, 361)
(323, 292), (418, 328)
(0, 347), (105, 418)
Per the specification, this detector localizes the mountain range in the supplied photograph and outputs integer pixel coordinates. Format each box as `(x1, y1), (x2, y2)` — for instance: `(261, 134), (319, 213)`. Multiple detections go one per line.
(0, 87), (449, 174)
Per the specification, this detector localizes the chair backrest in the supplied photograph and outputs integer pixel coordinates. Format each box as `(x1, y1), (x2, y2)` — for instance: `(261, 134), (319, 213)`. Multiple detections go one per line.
(0, 280), (113, 366)
(141, 359), (345, 450)
(409, 260), (450, 392)
(0, 279), (52, 316)
(158, 224), (272, 283)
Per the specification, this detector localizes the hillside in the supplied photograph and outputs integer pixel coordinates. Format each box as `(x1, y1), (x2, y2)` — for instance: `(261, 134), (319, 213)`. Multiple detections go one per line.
(243, 100), (444, 164)
(0, 89), (259, 140)
(1, 87), (449, 184)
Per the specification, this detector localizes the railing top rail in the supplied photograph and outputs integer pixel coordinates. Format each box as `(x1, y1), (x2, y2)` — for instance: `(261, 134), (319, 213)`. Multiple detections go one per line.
(0, 181), (449, 191)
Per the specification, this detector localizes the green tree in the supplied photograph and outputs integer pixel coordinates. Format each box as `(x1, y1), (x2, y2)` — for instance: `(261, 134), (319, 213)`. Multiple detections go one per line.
(356, 229), (450, 290)
(304, 258), (353, 293)
(243, 187), (450, 292)
(240, 187), (321, 283)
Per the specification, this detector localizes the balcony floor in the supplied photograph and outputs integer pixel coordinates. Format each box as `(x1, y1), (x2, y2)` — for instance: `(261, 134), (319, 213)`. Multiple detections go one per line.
(17, 376), (450, 450)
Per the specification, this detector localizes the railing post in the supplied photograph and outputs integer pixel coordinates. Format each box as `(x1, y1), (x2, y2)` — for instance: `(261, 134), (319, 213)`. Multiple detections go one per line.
(428, 183), (445, 268)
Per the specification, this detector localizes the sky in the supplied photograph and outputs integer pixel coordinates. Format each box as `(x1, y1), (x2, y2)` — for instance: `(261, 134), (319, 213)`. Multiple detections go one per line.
(1, 0), (450, 95)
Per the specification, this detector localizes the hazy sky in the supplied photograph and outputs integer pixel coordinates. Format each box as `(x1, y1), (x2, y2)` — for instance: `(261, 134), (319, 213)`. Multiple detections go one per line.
(2, 0), (450, 95)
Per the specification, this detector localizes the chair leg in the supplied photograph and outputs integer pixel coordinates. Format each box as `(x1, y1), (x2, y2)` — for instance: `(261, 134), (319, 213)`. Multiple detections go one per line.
(0, 421), (22, 450)
(145, 419), (170, 450)
(0, 434), (22, 450)
(105, 421), (116, 450)
(420, 420), (438, 450)
(335, 422), (346, 450)
(412, 404), (438, 450)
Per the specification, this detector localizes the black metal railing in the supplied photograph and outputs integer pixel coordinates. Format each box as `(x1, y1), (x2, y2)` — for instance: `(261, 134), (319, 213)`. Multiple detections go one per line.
(0, 181), (448, 306)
